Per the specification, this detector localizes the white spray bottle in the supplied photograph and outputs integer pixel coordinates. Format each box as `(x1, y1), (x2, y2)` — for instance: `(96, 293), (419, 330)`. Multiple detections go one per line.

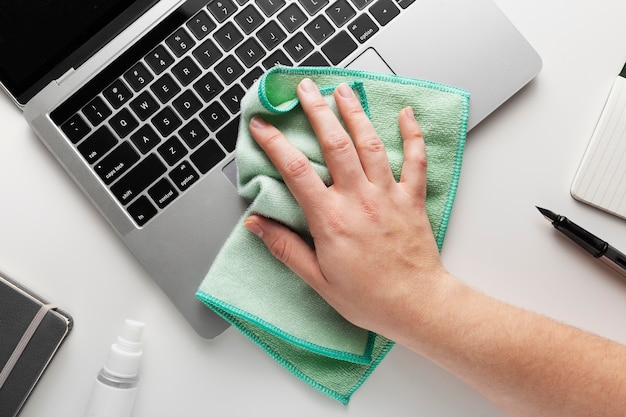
(84, 319), (145, 417)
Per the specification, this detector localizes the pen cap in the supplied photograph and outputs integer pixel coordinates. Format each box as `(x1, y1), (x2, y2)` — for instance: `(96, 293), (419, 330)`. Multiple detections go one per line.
(103, 319), (144, 379)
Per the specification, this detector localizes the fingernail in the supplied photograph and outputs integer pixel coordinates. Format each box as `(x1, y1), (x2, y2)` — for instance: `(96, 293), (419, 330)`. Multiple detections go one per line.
(299, 78), (317, 93)
(336, 83), (355, 99)
(244, 218), (264, 238)
(403, 106), (415, 119)
(250, 116), (268, 128)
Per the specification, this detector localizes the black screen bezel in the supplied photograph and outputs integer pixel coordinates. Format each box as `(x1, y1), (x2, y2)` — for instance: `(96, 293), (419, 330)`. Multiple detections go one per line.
(0, 0), (158, 106)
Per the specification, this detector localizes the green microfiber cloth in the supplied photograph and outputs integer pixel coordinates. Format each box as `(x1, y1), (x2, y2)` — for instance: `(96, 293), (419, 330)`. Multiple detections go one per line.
(196, 66), (469, 404)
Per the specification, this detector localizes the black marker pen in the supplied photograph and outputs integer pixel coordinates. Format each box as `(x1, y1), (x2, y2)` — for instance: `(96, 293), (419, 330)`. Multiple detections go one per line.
(537, 207), (626, 277)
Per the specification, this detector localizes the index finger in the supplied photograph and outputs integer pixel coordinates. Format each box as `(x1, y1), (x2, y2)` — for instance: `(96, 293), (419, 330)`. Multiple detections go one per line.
(248, 116), (328, 216)
(297, 78), (367, 190)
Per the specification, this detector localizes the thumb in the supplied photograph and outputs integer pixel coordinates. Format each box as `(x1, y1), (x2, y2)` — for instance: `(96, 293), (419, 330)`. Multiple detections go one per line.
(243, 215), (326, 290)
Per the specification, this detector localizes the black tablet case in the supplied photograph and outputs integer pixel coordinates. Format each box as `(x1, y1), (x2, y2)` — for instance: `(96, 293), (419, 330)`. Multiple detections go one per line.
(0, 273), (72, 417)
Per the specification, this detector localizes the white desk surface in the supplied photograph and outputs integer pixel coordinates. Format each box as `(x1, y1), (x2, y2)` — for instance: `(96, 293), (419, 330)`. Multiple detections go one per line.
(3, 1), (626, 416)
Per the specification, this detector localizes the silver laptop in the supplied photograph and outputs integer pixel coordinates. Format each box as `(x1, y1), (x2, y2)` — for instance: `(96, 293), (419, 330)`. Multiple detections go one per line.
(0, 0), (541, 338)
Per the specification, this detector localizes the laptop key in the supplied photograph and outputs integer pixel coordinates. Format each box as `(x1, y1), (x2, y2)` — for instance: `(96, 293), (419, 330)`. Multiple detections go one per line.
(103, 79), (133, 109)
(152, 107), (182, 137)
(151, 73), (182, 103)
(325, 0), (356, 27)
(192, 38), (223, 68)
(129, 91), (159, 121)
(284, 32), (314, 62)
(82, 96), (112, 126)
(394, 0), (416, 9)
(149, 178), (179, 209)
(127, 196), (158, 226)
(172, 90), (203, 120)
(179, 118), (209, 148)
(158, 136), (188, 166)
(241, 67), (265, 88)
(166, 28), (197, 57)
(194, 72), (225, 102)
(62, 113), (91, 143)
(278, 3), (308, 33)
(214, 55), (245, 85)
(234, 4), (264, 34)
(349, 0), (373, 10)
(124, 62), (154, 92)
(109, 108), (139, 138)
(207, 0), (239, 23)
(131, 125), (162, 154)
(321, 30), (357, 64)
(262, 50), (293, 70)
(300, 51), (330, 66)
(216, 116), (240, 152)
(172, 56), (202, 86)
(305, 15), (335, 44)
(169, 161), (200, 192)
(190, 139), (226, 174)
(298, 0), (329, 15)
(187, 10), (217, 40)
(94, 141), (140, 185)
(145, 45), (175, 75)
(256, 21), (287, 51)
(255, 0), (286, 17)
(200, 102), (230, 131)
(111, 154), (167, 205)
(78, 126), (118, 164)
(220, 84), (246, 114)
(369, 0), (400, 26)
(348, 13), (379, 43)
(214, 22), (244, 52)
(235, 38), (266, 67)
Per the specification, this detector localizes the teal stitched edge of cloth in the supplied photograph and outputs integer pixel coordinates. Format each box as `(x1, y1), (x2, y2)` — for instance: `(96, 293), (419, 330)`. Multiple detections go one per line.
(196, 66), (470, 404)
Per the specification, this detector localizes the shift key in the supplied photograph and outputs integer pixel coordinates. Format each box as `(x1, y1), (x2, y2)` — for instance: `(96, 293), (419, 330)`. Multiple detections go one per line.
(111, 154), (166, 205)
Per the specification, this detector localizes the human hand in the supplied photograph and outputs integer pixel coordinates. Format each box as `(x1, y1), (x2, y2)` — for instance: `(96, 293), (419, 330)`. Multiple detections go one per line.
(243, 78), (454, 339)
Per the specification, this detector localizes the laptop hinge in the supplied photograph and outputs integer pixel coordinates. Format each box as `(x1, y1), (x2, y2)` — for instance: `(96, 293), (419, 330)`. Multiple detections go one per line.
(55, 68), (76, 86)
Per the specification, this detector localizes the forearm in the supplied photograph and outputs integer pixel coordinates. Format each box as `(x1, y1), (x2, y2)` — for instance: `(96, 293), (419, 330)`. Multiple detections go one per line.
(393, 274), (626, 417)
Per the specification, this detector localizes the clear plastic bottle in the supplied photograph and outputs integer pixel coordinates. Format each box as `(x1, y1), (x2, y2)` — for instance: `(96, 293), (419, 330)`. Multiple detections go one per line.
(83, 319), (145, 417)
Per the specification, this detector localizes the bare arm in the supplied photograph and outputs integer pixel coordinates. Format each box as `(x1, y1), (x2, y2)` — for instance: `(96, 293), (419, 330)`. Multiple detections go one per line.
(243, 78), (626, 417)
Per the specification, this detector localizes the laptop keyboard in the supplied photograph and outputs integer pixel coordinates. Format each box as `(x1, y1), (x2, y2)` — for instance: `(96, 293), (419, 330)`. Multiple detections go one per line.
(54, 0), (416, 226)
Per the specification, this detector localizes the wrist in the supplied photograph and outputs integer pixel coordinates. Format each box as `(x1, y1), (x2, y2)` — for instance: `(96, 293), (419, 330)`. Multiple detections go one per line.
(385, 270), (477, 352)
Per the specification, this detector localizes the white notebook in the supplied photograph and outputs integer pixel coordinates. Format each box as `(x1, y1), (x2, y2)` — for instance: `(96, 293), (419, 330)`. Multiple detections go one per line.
(571, 64), (626, 220)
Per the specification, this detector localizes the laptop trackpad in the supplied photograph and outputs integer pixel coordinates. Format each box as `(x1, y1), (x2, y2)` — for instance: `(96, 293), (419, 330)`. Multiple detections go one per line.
(346, 47), (395, 75)
(222, 158), (238, 189)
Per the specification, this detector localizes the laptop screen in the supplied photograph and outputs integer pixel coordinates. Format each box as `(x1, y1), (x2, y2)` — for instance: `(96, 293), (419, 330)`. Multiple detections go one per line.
(0, 0), (157, 105)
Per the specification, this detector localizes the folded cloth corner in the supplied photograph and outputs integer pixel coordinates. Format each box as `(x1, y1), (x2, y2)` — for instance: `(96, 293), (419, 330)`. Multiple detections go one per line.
(196, 66), (470, 404)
